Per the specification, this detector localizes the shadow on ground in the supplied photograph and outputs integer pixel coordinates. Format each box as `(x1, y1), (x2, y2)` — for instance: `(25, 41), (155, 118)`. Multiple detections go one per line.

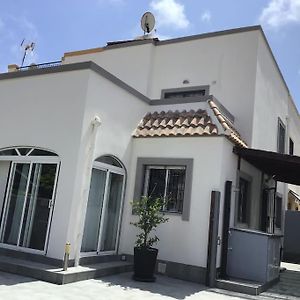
(0, 271), (36, 286)
(98, 272), (207, 299)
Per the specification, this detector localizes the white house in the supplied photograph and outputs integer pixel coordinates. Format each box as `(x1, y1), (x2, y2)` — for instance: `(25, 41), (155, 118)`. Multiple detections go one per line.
(0, 25), (299, 290)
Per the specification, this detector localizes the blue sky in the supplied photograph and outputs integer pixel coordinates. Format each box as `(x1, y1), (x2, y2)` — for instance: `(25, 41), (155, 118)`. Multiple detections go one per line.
(0, 0), (299, 108)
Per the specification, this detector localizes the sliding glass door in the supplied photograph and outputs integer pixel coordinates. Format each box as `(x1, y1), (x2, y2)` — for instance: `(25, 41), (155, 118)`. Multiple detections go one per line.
(0, 162), (58, 252)
(81, 158), (125, 255)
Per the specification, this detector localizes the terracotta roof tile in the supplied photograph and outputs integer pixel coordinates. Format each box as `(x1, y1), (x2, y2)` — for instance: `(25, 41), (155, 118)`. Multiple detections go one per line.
(133, 109), (218, 138)
(133, 101), (248, 148)
(208, 100), (248, 148)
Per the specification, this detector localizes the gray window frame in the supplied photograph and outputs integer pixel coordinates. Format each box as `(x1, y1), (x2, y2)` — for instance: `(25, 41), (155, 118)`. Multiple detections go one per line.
(133, 158), (193, 221)
(235, 171), (252, 228)
(289, 138), (294, 155)
(277, 118), (286, 154)
(161, 85), (210, 100)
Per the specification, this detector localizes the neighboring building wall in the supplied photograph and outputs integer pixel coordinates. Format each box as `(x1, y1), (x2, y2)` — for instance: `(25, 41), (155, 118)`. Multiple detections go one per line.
(0, 70), (90, 259)
(119, 136), (231, 268)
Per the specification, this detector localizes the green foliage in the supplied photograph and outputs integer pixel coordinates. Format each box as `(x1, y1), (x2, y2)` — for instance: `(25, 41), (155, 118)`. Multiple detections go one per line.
(131, 196), (169, 248)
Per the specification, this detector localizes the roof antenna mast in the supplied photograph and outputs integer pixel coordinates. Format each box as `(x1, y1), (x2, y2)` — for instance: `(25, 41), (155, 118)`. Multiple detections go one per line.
(20, 39), (35, 67)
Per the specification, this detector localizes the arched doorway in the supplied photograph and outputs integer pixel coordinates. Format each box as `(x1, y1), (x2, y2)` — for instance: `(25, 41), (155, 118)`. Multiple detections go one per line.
(81, 155), (125, 255)
(0, 147), (60, 254)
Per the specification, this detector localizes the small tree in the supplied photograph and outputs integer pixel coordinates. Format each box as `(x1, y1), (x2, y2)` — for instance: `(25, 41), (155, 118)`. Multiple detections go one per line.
(131, 196), (169, 248)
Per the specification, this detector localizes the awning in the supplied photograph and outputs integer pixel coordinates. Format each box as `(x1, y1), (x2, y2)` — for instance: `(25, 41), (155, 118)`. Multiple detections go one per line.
(234, 147), (300, 185)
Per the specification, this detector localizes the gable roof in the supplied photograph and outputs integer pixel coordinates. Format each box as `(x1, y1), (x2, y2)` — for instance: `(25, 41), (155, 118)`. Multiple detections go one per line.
(133, 100), (248, 148)
(133, 109), (218, 138)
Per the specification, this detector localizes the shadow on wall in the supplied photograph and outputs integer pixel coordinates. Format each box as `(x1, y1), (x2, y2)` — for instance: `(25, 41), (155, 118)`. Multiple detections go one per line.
(98, 272), (206, 300)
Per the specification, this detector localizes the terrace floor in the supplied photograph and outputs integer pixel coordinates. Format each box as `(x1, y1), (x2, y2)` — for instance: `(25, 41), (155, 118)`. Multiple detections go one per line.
(0, 263), (299, 300)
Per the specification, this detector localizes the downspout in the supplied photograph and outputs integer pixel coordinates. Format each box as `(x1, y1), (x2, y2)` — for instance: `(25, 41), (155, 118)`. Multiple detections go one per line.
(73, 115), (102, 267)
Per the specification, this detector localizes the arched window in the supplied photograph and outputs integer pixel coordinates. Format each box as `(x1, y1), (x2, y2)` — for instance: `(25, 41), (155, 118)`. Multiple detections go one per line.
(81, 155), (125, 255)
(95, 155), (122, 168)
(0, 147), (58, 157)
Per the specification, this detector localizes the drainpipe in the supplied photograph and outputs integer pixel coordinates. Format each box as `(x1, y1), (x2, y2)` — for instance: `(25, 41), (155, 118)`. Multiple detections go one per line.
(73, 116), (102, 267)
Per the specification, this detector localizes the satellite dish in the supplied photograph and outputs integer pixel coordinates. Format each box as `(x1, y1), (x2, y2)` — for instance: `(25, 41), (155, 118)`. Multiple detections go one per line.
(141, 12), (155, 34)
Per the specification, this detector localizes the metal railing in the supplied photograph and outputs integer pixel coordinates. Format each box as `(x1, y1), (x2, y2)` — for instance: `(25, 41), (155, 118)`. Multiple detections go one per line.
(18, 60), (61, 71)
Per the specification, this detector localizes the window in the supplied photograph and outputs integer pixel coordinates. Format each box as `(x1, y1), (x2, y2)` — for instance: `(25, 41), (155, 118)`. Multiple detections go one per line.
(133, 158), (193, 221)
(0, 147), (57, 157)
(237, 177), (251, 225)
(161, 86), (209, 100)
(289, 138), (294, 155)
(143, 166), (186, 213)
(164, 90), (206, 99)
(277, 119), (286, 154)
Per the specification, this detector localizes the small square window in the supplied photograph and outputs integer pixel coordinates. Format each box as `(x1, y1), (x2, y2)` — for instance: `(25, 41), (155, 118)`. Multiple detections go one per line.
(143, 166), (186, 213)
(161, 86), (209, 100)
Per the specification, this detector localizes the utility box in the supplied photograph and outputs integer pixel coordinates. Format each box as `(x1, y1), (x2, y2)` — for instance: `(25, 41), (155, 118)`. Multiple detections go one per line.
(227, 228), (281, 283)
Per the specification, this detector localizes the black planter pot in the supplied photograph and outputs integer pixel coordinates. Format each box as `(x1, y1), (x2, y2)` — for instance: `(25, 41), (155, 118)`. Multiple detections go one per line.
(133, 247), (158, 282)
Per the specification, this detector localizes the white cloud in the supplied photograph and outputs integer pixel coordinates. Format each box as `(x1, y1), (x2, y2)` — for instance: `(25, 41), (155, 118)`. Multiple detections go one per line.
(259, 0), (300, 28)
(201, 10), (211, 22)
(150, 0), (190, 29)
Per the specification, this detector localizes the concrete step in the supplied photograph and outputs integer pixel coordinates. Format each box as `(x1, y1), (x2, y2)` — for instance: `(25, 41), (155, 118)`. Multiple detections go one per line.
(216, 278), (268, 296)
(0, 255), (132, 284)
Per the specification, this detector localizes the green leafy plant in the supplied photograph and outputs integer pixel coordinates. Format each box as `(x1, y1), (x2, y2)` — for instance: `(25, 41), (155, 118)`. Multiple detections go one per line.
(131, 196), (169, 248)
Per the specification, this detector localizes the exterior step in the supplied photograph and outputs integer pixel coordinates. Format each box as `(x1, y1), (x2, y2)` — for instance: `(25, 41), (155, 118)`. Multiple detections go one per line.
(216, 278), (274, 296)
(0, 255), (132, 284)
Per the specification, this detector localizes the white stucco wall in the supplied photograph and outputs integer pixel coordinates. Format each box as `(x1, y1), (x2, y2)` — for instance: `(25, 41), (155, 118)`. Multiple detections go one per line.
(252, 33), (290, 152)
(64, 30), (260, 145)
(119, 136), (232, 268)
(66, 70), (149, 262)
(252, 32), (300, 221)
(287, 99), (300, 197)
(0, 70), (90, 259)
(63, 43), (155, 96)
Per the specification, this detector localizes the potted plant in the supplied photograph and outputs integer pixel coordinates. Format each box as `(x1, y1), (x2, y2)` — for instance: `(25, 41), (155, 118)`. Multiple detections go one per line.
(131, 196), (169, 282)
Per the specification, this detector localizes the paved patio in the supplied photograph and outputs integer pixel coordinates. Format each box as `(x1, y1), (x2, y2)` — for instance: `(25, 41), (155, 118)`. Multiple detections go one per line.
(0, 270), (260, 300)
(0, 266), (300, 300)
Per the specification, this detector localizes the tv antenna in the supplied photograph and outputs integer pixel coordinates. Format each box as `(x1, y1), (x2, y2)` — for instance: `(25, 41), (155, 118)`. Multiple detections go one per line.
(20, 39), (35, 67)
(141, 12), (155, 35)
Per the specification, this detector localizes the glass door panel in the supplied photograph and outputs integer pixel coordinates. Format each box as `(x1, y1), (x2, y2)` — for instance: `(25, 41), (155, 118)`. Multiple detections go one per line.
(2, 163), (30, 245)
(100, 172), (124, 252)
(20, 164), (57, 250)
(81, 168), (107, 253)
(0, 162), (58, 252)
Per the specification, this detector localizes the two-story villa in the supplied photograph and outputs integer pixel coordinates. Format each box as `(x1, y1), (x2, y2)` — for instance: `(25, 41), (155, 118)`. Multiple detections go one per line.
(0, 25), (300, 292)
